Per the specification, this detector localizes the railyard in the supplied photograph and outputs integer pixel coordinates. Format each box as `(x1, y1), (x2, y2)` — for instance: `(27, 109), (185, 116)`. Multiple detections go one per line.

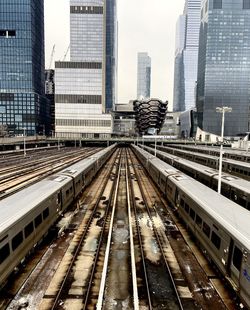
(0, 143), (249, 309)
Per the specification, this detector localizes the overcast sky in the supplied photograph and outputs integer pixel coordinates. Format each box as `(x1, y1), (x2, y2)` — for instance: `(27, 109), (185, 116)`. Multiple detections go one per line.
(44, 0), (185, 109)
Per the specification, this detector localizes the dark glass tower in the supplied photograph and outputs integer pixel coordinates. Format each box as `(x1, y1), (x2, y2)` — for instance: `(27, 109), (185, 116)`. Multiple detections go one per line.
(197, 0), (250, 136)
(0, 0), (49, 136)
(105, 0), (117, 112)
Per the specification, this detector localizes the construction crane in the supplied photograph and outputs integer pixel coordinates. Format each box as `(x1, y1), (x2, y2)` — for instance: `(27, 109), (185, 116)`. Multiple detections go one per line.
(45, 44), (55, 93)
(48, 44), (56, 70)
(62, 44), (70, 61)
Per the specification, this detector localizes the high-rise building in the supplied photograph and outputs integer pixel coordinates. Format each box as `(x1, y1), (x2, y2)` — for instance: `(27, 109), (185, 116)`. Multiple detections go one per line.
(173, 0), (201, 112)
(173, 15), (186, 112)
(55, 0), (117, 138)
(0, 0), (50, 136)
(197, 0), (250, 136)
(137, 52), (151, 99)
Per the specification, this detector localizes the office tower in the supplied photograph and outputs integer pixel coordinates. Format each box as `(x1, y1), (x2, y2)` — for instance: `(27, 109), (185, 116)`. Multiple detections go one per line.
(0, 0), (49, 136)
(173, 0), (201, 112)
(137, 53), (151, 99)
(55, 0), (117, 138)
(45, 70), (55, 135)
(173, 15), (186, 112)
(197, 0), (250, 136)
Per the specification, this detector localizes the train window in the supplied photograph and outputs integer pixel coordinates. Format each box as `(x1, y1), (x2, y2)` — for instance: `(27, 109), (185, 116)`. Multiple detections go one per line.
(190, 208), (195, 220)
(66, 189), (69, 197)
(211, 232), (221, 249)
(233, 246), (243, 271)
(0, 235), (8, 243)
(24, 222), (34, 238)
(195, 214), (202, 228)
(12, 232), (23, 251)
(43, 208), (49, 220)
(35, 214), (42, 228)
(0, 243), (10, 264)
(180, 199), (185, 208)
(202, 222), (211, 238)
(184, 203), (190, 214)
(70, 186), (73, 192)
(57, 193), (61, 204)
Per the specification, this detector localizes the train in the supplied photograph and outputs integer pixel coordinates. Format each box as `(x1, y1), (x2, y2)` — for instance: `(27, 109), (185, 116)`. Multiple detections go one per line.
(0, 144), (116, 289)
(132, 145), (250, 308)
(141, 145), (250, 210)
(155, 145), (250, 181)
(166, 144), (250, 163)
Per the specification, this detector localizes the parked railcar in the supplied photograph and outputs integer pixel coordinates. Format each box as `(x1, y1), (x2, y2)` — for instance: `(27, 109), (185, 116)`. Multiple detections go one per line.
(0, 144), (116, 289)
(141, 145), (250, 210)
(156, 145), (250, 181)
(132, 145), (250, 308)
(167, 144), (250, 163)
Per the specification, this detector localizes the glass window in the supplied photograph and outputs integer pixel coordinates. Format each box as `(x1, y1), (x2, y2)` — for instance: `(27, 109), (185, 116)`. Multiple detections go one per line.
(233, 246), (243, 271)
(203, 222), (211, 237)
(195, 214), (202, 228)
(243, 0), (250, 9)
(213, 0), (222, 9)
(211, 231), (221, 249)
(43, 207), (49, 220)
(35, 214), (42, 228)
(190, 208), (196, 220)
(0, 244), (10, 264)
(24, 222), (34, 238)
(12, 231), (23, 251)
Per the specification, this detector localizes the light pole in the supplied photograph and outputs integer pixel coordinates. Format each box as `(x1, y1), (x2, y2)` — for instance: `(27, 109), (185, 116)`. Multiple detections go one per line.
(154, 136), (157, 157)
(245, 132), (250, 154)
(216, 106), (232, 194)
(22, 128), (26, 157)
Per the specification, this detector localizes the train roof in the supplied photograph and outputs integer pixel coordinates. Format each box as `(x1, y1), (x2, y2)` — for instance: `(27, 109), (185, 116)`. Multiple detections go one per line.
(152, 147), (250, 193)
(133, 145), (250, 249)
(0, 174), (72, 235)
(159, 145), (250, 169)
(60, 157), (96, 176)
(169, 144), (250, 157)
(173, 177), (250, 250)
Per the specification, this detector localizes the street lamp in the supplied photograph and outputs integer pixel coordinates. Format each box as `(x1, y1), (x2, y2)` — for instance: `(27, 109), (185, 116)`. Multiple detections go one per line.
(22, 128), (26, 157)
(216, 106), (232, 194)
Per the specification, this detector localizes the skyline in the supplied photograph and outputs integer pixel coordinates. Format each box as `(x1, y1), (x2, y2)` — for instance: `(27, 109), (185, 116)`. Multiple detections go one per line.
(44, 0), (185, 109)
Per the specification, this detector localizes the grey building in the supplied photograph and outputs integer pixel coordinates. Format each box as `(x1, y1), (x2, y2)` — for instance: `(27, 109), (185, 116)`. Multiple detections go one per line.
(173, 0), (201, 112)
(173, 15), (186, 112)
(55, 0), (117, 138)
(197, 0), (250, 136)
(137, 53), (151, 99)
(0, 0), (50, 136)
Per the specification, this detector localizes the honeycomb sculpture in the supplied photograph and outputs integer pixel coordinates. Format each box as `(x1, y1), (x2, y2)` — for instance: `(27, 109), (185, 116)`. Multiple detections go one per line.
(133, 98), (168, 135)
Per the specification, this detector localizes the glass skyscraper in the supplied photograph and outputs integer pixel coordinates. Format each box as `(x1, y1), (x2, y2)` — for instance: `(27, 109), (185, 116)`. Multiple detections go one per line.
(137, 52), (151, 99)
(0, 0), (49, 136)
(173, 15), (186, 112)
(55, 0), (117, 138)
(173, 0), (201, 112)
(197, 0), (250, 136)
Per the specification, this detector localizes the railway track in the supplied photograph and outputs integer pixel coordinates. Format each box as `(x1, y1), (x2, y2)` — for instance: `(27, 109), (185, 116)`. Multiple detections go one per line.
(0, 148), (101, 199)
(2, 149), (117, 310)
(41, 149), (121, 309)
(3, 146), (236, 309)
(127, 149), (184, 309)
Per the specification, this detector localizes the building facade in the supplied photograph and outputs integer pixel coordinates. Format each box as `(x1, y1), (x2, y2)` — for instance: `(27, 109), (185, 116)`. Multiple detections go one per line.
(173, 0), (201, 112)
(137, 53), (151, 99)
(173, 15), (186, 112)
(0, 0), (50, 136)
(197, 0), (250, 136)
(55, 0), (117, 138)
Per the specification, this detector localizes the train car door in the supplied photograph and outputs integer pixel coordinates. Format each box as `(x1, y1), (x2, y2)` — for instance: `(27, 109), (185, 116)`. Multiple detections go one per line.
(57, 190), (62, 212)
(239, 250), (250, 308)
